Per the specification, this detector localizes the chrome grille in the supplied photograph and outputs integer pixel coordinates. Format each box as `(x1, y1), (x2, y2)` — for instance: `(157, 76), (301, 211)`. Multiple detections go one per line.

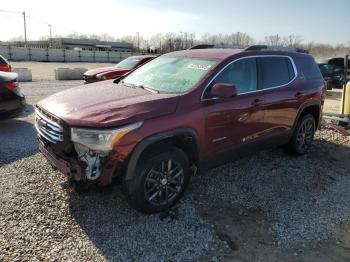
(35, 108), (63, 143)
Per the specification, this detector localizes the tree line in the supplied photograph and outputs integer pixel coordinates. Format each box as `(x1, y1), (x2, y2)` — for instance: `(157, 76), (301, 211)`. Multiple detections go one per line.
(4, 32), (350, 60)
(71, 32), (350, 60)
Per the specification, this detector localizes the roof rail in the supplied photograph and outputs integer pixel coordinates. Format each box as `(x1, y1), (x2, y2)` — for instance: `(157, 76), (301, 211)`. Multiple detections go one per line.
(188, 44), (215, 50)
(188, 44), (242, 50)
(245, 45), (309, 53)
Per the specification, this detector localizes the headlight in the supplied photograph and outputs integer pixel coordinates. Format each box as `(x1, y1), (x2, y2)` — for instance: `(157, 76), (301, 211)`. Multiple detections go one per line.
(71, 121), (143, 152)
(96, 75), (107, 81)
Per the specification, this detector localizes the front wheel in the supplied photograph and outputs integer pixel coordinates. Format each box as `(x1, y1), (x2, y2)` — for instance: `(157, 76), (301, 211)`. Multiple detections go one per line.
(286, 114), (316, 155)
(123, 147), (190, 213)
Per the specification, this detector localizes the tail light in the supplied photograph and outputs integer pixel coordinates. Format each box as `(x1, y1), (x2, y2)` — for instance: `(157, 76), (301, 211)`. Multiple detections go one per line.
(4, 81), (18, 92)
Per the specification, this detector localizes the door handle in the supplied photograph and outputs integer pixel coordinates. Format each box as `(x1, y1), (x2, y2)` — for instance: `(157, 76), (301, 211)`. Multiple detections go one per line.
(295, 92), (305, 98)
(251, 98), (263, 106)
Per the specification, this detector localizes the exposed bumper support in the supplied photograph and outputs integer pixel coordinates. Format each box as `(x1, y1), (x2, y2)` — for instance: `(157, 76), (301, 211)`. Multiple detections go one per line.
(38, 139), (85, 181)
(38, 138), (120, 186)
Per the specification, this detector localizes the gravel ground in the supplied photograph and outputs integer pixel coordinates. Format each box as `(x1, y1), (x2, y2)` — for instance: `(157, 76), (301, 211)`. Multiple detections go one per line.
(192, 127), (350, 248)
(0, 80), (350, 261)
(0, 155), (214, 261)
(324, 89), (342, 114)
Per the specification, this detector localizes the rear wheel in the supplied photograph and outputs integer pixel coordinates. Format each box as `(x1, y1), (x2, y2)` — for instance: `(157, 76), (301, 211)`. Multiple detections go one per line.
(286, 114), (316, 155)
(123, 147), (190, 213)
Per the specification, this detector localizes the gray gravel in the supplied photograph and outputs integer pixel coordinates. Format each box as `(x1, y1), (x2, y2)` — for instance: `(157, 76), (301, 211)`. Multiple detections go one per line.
(1, 80), (350, 260)
(192, 127), (350, 248)
(0, 154), (214, 261)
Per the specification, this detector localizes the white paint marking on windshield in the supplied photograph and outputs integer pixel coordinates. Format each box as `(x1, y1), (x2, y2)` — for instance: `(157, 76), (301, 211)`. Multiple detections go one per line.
(186, 64), (212, 71)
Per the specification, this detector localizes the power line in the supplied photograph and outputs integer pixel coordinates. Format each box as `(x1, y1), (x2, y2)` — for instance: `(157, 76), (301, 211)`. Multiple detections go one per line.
(26, 15), (82, 34)
(1, 8), (85, 38)
(0, 9), (21, 14)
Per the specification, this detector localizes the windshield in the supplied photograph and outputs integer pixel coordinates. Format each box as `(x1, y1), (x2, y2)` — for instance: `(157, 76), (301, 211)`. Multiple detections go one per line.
(122, 56), (217, 93)
(115, 57), (141, 68)
(318, 64), (334, 76)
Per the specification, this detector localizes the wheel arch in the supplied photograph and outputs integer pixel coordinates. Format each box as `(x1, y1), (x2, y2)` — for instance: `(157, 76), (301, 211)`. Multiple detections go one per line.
(125, 128), (201, 181)
(293, 101), (321, 130)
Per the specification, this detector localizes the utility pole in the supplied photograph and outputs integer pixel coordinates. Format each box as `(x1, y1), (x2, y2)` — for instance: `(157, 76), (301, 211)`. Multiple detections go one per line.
(159, 37), (162, 54)
(180, 31), (184, 49)
(22, 11), (27, 47)
(136, 32), (140, 53)
(48, 24), (52, 47)
(341, 55), (349, 114)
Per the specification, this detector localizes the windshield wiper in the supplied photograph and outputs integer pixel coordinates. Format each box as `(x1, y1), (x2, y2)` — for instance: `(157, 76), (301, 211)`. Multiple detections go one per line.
(137, 85), (160, 94)
(122, 81), (159, 94)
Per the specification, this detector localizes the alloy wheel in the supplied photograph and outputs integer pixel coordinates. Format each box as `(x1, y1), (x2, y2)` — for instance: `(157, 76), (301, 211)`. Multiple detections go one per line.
(144, 159), (184, 206)
(296, 118), (314, 152)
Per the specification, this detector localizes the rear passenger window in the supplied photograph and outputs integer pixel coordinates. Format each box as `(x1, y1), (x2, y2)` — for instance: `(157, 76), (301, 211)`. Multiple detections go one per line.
(207, 58), (257, 96)
(295, 57), (323, 80)
(259, 57), (294, 89)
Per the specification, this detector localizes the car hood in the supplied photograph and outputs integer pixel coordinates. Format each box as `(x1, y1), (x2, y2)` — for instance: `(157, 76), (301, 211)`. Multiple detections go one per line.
(84, 67), (130, 76)
(37, 80), (180, 127)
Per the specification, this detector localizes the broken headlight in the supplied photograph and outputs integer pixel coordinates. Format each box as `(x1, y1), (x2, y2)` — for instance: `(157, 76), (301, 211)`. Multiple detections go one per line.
(71, 121), (143, 152)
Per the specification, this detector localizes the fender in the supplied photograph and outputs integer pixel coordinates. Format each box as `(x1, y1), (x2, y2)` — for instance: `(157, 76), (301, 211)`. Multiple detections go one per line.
(125, 128), (201, 181)
(292, 100), (321, 131)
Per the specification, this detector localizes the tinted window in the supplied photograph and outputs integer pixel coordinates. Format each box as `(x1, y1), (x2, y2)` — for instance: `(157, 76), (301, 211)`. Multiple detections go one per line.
(318, 64), (334, 76)
(206, 58), (257, 96)
(259, 57), (293, 89)
(295, 57), (323, 80)
(287, 59), (296, 80)
(116, 57), (144, 68)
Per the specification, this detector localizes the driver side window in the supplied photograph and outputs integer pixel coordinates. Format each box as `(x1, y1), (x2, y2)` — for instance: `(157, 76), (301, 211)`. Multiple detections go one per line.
(204, 58), (257, 98)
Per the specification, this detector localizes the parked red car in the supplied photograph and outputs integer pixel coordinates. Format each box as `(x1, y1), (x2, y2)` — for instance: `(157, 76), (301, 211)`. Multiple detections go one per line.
(36, 47), (325, 213)
(0, 71), (26, 117)
(83, 55), (156, 83)
(0, 54), (11, 72)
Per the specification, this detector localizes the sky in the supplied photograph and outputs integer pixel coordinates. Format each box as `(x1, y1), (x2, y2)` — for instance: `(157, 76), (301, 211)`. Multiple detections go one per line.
(0, 0), (349, 45)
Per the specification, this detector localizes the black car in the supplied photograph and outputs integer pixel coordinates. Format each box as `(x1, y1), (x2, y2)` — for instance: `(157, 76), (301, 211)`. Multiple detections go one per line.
(318, 63), (344, 89)
(319, 57), (350, 89)
(0, 71), (26, 117)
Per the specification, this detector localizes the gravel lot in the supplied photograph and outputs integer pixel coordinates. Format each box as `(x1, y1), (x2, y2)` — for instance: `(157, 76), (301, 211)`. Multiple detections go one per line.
(324, 88), (343, 114)
(1, 80), (350, 261)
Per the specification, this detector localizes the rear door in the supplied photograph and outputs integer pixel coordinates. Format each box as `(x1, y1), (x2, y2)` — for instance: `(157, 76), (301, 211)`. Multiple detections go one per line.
(257, 56), (300, 136)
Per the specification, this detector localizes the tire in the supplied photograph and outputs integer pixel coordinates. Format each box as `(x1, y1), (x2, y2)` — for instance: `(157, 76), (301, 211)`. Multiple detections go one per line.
(123, 147), (190, 213)
(286, 114), (316, 156)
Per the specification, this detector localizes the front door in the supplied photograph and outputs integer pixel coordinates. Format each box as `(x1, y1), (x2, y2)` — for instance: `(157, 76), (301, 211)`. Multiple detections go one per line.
(202, 57), (266, 156)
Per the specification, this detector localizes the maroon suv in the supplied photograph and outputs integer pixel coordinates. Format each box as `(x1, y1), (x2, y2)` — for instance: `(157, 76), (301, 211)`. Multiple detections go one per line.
(35, 48), (326, 213)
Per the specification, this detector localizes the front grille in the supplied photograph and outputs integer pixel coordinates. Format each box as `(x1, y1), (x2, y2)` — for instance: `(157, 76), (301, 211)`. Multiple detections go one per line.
(35, 107), (64, 144)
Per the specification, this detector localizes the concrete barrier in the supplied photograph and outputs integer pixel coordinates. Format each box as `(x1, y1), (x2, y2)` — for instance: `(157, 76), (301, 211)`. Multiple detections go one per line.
(0, 45), (135, 63)
(55, 67), (87, 80)
(12, 68), (32, 82)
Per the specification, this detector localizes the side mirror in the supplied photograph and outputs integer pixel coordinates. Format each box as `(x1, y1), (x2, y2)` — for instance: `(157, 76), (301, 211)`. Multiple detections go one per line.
(210, 83), (237, 98)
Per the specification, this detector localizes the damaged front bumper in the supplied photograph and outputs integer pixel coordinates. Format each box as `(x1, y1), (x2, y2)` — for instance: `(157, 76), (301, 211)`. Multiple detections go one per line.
(38, 139), (119, 186)
(38, 139), (85, 181)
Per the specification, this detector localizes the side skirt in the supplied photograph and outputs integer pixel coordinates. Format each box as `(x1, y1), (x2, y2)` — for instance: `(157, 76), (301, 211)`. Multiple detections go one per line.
(199, 132), (292, 172)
